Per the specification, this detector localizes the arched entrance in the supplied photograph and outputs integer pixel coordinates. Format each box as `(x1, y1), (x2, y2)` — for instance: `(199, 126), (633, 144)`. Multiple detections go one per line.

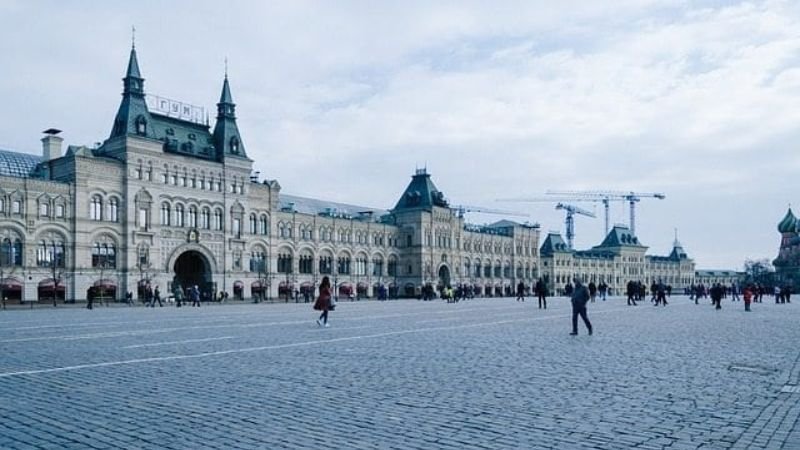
(174, 251), (211, 297)
(438, 265), (451, 288)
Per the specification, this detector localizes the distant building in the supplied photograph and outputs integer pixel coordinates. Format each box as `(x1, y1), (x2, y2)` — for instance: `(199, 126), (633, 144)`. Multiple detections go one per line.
(693, 270), (742, 288)
(774, 207), (800, 288)
(539, 225), (695, 295)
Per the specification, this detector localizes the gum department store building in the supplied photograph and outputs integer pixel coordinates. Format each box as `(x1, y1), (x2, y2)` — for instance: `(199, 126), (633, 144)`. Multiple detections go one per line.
(0, 46), (693, 304)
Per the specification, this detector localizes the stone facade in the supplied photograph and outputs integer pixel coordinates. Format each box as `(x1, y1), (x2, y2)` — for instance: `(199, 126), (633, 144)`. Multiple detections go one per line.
(0, 46), (542, 303)
(539, 226), (695, 295)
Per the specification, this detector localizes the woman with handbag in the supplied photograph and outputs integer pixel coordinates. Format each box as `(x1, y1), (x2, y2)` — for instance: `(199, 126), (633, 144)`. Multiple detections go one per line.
(314, 276), (333, 327)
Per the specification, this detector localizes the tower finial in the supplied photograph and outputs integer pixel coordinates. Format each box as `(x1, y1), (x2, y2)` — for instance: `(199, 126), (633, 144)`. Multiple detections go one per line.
(132, 25), (136, 49)
(224, 57), (228, 79)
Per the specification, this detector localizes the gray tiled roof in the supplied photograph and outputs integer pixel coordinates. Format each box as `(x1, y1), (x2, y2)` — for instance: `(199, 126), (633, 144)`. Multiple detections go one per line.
(279, 193), (389, 221)
(0, 149), (41, 178)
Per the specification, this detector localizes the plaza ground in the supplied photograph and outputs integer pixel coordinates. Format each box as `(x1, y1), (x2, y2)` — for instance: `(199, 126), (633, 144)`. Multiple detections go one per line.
(0, 295), (798, 449)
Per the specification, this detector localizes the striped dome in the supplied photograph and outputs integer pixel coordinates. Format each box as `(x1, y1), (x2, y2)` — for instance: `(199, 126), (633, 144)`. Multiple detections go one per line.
(778, 208), (797, 233)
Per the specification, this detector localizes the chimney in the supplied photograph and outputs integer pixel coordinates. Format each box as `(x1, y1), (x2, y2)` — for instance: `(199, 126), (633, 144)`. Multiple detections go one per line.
(41, 128), (63, 160)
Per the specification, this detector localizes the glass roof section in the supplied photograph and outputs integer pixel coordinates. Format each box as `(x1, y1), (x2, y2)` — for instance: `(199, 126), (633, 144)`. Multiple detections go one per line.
(0, 149), (41, 178)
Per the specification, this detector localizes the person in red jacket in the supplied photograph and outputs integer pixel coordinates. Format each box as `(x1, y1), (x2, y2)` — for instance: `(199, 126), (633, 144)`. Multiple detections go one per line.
(743, 285), (753, 312)
(314, 276), (333, 327)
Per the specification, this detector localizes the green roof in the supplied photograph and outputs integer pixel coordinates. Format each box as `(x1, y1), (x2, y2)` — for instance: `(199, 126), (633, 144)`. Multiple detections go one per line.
(393, 169), (449, 211)
(540, 232), (571, 255)
(778, 208), (797, 233)
(595, 225), (647, 249)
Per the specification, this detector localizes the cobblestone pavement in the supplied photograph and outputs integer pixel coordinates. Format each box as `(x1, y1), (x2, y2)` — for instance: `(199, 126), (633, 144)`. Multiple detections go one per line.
(0, 295), (798, 449)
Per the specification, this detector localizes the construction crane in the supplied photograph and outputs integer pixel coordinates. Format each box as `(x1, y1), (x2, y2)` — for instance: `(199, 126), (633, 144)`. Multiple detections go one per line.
(450, 205), (529, 219)
(555, 203), (596, 249)
(546, 190), (665, 235)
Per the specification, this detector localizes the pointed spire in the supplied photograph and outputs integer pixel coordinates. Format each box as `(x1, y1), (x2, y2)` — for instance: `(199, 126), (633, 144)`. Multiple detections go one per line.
(220, 75), (234, 104)
(126, 45), (142, 80)
(213, 69), (246, 159)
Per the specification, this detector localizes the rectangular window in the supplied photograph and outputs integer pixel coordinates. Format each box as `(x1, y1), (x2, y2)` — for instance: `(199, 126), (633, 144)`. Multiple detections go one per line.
(12, 200), (21, 214)
(56, 205), (64, 218)
(139, 209), (148, 229)
(233, 218), (241, 237)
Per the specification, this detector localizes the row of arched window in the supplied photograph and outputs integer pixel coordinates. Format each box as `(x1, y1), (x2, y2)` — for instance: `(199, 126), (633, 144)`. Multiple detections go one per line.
(274, 223), (400, 247)
(271, 252), (398, 277)
(464, 260), (538, 279)
(160, 203), (223, 231)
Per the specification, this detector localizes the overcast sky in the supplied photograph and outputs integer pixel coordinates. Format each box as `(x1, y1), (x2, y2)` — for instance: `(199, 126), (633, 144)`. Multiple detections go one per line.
(1, 0), (797, 270)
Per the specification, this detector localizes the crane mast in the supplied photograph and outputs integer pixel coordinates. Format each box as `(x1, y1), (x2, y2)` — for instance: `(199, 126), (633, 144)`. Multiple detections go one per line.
(555, 203), (596, 249)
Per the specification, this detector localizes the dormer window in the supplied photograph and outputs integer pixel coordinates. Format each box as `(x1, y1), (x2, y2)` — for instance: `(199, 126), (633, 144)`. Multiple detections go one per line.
(188, 133), (196, 141)
(230, 136), (240, 154)
(135, 116), (147, 136)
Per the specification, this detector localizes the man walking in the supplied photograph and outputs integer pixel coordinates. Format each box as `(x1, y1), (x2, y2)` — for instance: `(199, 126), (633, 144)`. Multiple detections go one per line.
(150, 286), (163, 307)
(516, 281), (525, 302)
(535, 278), (547, 309)
(570, 278), (593, 336)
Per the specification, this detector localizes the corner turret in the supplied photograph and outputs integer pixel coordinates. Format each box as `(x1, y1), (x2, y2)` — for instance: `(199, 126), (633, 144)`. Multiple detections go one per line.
(109, 45), (155, 139)
(212, 75), (247, 160)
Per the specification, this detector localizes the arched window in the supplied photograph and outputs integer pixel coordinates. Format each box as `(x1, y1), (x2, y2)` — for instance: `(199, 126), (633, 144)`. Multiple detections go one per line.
(319, 255), (333, 274)
(277, 253), (293, 274)
(230, 136), (240, 154)
(299, 254), (313, 274)
(92, 241), (116, 268)
(249, 214), (257, 234)
(355, 257), (367, 276)
(1, 238), (22, 266)
(37, 239), (65, 268)
(201, 208), (210, 229)
(90, 196), (102, 221)
(188, 206), (197, 228)
(337, 256), (351, 275)
(174, 204), (185, 227)
(250, 250), (266, 273)
(213, 209), (223, 230)
(160, 203), (171, 226)
(107, 198), (118, 222)
(372, 257), (384, 276)
(135, 115), (147, 136)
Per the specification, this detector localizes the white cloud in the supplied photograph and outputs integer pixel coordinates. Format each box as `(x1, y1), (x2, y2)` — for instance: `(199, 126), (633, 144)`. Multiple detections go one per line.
(0, 0), (797, 268)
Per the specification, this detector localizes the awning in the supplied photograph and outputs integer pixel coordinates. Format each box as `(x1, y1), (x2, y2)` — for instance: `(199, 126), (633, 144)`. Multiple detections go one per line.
(0, 278), (22, 289)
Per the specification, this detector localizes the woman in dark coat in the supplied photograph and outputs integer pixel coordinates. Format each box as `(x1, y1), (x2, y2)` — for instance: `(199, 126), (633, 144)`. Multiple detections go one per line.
(314, 276), (333, 327)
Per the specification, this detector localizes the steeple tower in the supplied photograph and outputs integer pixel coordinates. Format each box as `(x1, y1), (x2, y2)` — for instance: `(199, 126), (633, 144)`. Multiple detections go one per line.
(212, 73), (247, 159)
(109, 43), (154, 140)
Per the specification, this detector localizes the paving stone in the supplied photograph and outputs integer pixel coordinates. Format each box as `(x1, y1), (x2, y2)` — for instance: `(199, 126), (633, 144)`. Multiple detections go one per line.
(0, 296), (798, 448)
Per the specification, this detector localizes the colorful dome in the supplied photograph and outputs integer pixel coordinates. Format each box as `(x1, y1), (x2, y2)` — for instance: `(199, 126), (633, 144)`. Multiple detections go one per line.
(778, 208), (797, 233)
